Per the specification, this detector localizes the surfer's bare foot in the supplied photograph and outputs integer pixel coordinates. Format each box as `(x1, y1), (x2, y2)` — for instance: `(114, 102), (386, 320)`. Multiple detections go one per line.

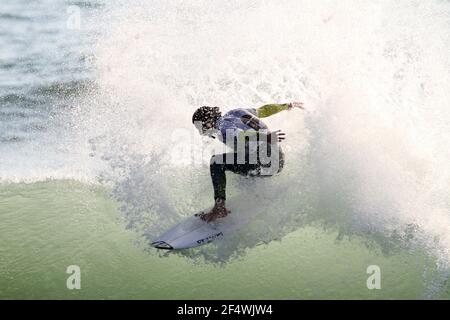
(198, 199), (230, 223)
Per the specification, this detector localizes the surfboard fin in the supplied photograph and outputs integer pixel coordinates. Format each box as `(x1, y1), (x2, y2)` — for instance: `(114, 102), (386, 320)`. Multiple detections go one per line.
(151, 241), (173, 250)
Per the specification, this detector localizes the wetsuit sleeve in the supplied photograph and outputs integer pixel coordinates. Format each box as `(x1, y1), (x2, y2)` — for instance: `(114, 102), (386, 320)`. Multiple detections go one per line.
(245, 108), (259, 116)
(256, 103), (289, 118)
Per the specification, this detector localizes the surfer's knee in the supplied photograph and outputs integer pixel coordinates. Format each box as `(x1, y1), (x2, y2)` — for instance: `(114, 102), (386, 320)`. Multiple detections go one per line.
(210, 155), (225, 176)
(210, 154), (224, 165)
(210, 155), (219, 169)
(210, 153), (233, 170)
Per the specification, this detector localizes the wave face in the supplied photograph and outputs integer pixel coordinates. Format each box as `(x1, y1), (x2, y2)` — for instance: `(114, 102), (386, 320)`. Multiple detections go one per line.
(75, 0), (450, 264)
(1, 0), (450, 297)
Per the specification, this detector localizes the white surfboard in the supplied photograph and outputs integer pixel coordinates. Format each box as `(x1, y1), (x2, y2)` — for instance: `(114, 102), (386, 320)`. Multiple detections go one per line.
(151, 210), (242, 250)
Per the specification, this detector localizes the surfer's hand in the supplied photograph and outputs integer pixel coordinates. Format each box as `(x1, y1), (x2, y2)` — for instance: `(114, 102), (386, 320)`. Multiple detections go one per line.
(288, 101), (305, 110)
(268, 130), (286, 143)
(197, 199), (230, 223)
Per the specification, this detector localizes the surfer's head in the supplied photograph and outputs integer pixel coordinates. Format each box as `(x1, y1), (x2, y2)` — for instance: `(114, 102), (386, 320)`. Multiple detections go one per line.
(192, 106), (221, 137)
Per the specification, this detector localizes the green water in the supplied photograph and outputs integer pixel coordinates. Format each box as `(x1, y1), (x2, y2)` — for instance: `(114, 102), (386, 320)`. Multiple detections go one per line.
(0, 181), (443, 300)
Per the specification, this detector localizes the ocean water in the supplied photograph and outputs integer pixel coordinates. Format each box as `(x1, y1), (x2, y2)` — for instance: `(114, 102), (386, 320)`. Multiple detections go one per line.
(1, 0), (450, 299)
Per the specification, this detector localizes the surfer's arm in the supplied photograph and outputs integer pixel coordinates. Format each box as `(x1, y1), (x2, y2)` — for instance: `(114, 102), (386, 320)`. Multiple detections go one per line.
(257, 104), (289, 118)
(256, 102), (305, 118)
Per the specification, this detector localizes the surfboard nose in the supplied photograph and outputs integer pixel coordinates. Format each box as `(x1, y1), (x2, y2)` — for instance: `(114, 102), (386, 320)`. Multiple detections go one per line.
(151, 241), (173, 250)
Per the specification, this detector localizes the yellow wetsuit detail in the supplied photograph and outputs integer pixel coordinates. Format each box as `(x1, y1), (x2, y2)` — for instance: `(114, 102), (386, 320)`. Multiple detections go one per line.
(256, 103), (289, 118)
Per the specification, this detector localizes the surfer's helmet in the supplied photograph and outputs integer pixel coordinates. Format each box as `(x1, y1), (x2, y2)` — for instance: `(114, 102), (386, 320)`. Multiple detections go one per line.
(192, 106), (221, 135)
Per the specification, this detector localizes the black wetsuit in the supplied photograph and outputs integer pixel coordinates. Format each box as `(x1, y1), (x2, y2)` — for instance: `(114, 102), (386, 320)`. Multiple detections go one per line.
(210, 108), (285, 201)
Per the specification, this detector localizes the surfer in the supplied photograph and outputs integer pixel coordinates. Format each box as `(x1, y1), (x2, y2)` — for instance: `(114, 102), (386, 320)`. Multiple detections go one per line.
(192, 102), (305, 222)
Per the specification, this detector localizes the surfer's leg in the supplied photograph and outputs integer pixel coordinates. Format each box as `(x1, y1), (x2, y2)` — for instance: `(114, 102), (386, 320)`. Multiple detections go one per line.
(210, 154), (227, 201)
(210, 153), (259, 200)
